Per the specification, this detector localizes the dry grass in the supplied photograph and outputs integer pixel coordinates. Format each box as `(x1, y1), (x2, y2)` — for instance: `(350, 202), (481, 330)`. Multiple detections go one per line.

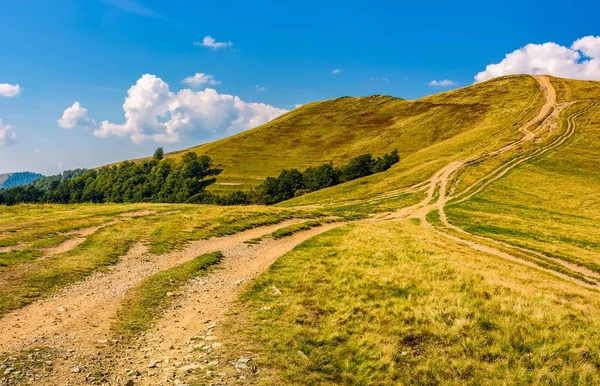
(226, 221), (600, 385)
(0, 204), (325, 315)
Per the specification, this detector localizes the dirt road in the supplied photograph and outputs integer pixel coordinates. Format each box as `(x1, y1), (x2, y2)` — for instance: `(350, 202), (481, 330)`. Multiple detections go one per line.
(0, 219), (343, 385)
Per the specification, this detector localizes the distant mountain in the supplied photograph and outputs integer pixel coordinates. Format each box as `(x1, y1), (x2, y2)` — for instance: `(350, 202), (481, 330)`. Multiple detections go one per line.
(0, 172), (45, 189)
(31, 169), (87, 190)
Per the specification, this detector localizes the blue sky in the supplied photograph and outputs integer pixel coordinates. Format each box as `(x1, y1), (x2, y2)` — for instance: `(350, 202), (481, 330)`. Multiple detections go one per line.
(0, 0), (599, 175)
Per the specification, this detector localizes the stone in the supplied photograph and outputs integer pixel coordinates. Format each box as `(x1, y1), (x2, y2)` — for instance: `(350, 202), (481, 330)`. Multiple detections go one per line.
(297, 350), (308, 360)
(125, 380), (135, 386)
(180, 363), (203, 373)
(211, 342), (223, 349)
(70, 367), (81, 373)
(272, 286), (282, 295)
(148, 360), (158, 369)
(3, 368), (14, 375)
(57, 306), (67, 313)
(166, 292), (174, 297)
(237, 358), (251, 364)
(97, 339), (108, 344)
(207, 360), (219, 367)
(260, 306), (272, 311)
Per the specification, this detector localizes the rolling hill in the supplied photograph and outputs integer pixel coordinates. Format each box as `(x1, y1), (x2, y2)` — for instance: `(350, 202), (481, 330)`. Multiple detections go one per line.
(3, 74), (600, 385)
(158, 75), (546, 195)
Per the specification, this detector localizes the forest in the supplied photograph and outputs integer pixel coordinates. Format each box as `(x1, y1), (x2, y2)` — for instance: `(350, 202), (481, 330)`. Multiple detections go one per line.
(0, 148), (399, 206)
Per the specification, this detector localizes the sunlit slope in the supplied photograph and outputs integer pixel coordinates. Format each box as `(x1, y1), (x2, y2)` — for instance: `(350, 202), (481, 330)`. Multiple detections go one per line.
(172, 75), (544, 194)
(446, 77), (600, 274)
(283, 75), (545, 206)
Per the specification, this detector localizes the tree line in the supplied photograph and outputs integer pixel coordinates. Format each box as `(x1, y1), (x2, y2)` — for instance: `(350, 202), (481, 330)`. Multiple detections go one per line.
(253, 149), (400, 204)
(0, 148), (399, 206)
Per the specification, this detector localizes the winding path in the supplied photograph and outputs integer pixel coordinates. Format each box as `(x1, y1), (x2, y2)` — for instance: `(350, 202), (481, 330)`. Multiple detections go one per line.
(387, 75), (600, 288)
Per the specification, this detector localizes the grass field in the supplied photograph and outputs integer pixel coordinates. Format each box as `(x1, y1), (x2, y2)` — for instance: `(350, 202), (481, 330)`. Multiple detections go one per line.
(0, 204), (330, 315)
(2, 75), (600, 385)
(226, 221), (600, 385)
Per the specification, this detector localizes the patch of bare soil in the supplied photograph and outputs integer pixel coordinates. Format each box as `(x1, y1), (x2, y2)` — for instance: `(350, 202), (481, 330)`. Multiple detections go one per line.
(0, 219), (341, 385)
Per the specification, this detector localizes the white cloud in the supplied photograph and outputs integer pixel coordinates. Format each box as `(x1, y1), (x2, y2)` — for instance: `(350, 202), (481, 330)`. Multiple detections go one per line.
(0, 119), (16, 146)
(193, 36), (233, 50)
(94, 74), (288, 144)
(34, 149), (40, 153)
(0, 83), (22, 97)
(101, 0), (167, 20)
(428, 79), (458, 87)
(294, 104), (304, 109)
(181, 73), (220, 87)
(331, 69), (341, 75)
(255, 84), (266, 92)
(475, 36), (600, 82)
(58, 102), (96, 129)
(369, 76), (389, 83)
(57, 160), (64, 171)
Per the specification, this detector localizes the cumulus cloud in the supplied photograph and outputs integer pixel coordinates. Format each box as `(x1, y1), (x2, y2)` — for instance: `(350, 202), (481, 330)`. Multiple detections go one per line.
(475, 36), (600, 82)
(181, 73), (220, 87)
(369, 76), (389, 83)
(193, 36), (233, 50)
(428, 79), (458, 87)
(255, 84), (266, 92)
(58, 102), (96, 129)
(0, 83), (22, 97)
(331, 69), (341, 75)
(94, 74), (288, 144)
(0, 119), (16, 146)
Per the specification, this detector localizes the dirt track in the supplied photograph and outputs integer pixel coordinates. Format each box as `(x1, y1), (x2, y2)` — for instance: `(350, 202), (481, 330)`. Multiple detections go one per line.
(0, 218), (343, 385)
(400, 76), (600, 288)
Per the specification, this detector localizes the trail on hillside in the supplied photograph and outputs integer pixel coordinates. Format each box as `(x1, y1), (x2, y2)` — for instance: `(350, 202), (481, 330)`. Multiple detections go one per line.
(386, 75), (600, 287)
(0, 219), (343, 385)
(108, 223), (342, 386)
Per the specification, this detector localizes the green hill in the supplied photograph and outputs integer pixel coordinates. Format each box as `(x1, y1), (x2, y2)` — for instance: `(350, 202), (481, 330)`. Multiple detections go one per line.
(4, 74), (600, 385)
(158, 75), (545, 195)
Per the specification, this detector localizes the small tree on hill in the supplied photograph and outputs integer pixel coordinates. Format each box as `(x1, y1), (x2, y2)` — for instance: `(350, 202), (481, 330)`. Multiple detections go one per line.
(153, 147), (165, 161)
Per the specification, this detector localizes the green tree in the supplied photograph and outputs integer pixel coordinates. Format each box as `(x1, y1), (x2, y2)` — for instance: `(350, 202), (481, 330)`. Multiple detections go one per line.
(153, 147), (165, 161)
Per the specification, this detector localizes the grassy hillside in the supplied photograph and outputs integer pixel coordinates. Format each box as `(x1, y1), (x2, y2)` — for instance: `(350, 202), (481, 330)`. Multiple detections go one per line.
(446, 78), (600, 276)
(155, 75), (544, 195)
(3, 75), (600, 385)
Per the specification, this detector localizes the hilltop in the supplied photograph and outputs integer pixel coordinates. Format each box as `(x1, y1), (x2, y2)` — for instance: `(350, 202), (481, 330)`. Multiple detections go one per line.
(147, 75), (545, 194)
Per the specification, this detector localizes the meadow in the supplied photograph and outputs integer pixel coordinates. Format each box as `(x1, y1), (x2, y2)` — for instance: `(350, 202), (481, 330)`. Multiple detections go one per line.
(2, 74), (600, 385)
(226, 221), (600, 385)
